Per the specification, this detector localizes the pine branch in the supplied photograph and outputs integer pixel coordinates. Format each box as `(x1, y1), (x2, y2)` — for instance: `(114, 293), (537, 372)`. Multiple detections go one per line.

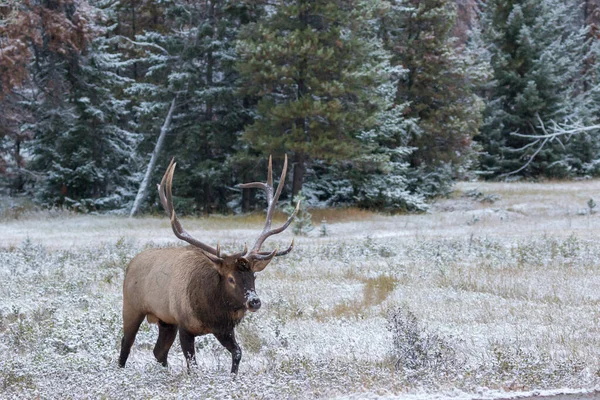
(120, 36), (169, 55)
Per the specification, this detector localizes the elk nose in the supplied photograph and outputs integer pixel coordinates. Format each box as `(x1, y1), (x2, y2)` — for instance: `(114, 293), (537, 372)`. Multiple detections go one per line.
(247, 298), (261, 312)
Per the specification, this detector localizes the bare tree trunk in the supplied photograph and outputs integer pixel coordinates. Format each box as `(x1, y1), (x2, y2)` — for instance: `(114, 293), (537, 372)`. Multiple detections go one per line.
(242, 187), (251, 212)
(130, 96), (177, 217)
(291, 152), (306, 202)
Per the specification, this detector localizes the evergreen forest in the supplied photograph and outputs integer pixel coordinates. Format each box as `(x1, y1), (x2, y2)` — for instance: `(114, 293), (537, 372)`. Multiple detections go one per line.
(1, 0), (600, 214)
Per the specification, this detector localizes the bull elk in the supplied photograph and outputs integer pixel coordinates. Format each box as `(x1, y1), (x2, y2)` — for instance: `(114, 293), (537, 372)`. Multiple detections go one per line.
(119, 156), (299, 373)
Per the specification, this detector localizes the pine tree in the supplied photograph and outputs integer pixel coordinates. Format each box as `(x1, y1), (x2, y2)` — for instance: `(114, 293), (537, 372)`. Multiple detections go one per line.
(0, 95), (32, 194)
(299, 64), (428, 211)
(123, 1), (261, 214)
(12, 0), (140, 210)
(237, 0), (387, 199)
(382, 0), (484, 170)
(32, 44), (137, 210)
(478, 0), (598, 178)
(0, 0), (85, 195)
(339, 75), (428, 211)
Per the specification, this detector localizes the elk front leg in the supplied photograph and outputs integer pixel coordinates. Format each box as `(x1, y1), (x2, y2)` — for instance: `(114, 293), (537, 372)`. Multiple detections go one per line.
(154, 320), (177, 367)
(178, 328), (197, 370)
(214, 330), (242, 374)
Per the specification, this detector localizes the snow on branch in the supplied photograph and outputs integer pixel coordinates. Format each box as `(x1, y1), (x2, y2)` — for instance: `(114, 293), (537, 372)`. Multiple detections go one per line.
(119, 36), (169, 55)
(501, 113), (600, 177)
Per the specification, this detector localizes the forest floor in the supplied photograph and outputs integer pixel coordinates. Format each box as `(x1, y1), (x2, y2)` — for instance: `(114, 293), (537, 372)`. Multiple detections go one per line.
(0, 179), (599, 399)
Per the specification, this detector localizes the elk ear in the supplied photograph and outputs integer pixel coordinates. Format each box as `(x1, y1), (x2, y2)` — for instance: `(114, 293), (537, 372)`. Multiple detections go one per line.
(248, 247), (278, 272)
(251, 258), (273, 273)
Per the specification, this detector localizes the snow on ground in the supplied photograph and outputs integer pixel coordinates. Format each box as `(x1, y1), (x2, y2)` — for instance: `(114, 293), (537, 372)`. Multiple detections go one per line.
(0, 180), (599, 399)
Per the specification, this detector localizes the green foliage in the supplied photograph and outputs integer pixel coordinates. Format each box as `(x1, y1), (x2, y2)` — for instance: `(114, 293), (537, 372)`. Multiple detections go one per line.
(237, 0), (388, 196)
(477, 0), (599, 178)
(300, 75), (431, 210)
(120, 1), (261, 214)
(319, 219), (329, 237)
(26, 6), (138, 211)
(6, 0), (600, 212)
(382, 0), (485, 170)
(588, 198), (597, 214)
(285, 191), (314, 236)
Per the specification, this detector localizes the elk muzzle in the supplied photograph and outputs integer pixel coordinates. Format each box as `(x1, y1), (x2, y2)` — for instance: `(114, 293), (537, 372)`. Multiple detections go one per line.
(245, 290), (261, 312)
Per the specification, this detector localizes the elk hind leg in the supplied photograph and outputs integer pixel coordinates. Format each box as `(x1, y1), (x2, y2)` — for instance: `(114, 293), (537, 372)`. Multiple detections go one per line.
(119, 311), (145, 368)
(153, 320), (177, 367)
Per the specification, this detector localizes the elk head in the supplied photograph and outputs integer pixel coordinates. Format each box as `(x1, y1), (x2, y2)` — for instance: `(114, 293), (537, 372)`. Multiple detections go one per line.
(157, 155), (299, 313)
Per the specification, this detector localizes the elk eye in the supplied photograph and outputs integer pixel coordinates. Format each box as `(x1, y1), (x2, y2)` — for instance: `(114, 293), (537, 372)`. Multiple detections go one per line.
(228, 277), (235, 285)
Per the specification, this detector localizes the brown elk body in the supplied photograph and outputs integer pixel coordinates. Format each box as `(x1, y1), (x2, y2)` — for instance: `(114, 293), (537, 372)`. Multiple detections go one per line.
(119, 156), (298, 373)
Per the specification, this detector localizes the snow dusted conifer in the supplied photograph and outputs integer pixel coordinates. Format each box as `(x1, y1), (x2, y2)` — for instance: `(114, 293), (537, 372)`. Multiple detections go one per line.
(237, 0), (387, 200)
(350, 69), (428, 212)
(382, 0), (484, 172)
(478, 0), (599, 178)
(125, 1), (260, 214)
(31, 20), (138, 210)
(1, 0), (138, 210)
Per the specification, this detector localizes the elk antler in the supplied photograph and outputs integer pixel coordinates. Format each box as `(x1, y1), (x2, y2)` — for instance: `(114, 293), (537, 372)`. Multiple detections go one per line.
(238, 155), (300, 261)
(158, 159), (247, 261)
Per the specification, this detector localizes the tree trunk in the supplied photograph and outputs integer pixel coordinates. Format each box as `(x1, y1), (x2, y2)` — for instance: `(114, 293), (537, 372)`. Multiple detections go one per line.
(131, 0), (138, 80)
(291, 153), (306, 202)
(129, 96), (177, 217)
(290, 5), (308, 202)
(242, 187), (251, 212)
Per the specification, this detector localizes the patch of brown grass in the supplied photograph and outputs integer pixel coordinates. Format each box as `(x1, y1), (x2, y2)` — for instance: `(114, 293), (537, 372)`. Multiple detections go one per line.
(187, 207), (379, 231)
(309, 208), (379, 223)
(316, 275), (399, 321)
(363, 275), (399, 306)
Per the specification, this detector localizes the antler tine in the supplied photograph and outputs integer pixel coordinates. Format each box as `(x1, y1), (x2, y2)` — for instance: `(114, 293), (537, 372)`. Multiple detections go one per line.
(158, 158), (176, 217)
(238, 157), (275, 201)
(264, 155), (289, 239)
(259, 154), (287, 238)
(267, 155), (273, 193)
(252, 198), (300, 254)
(157, 160), (221, 257)
(252, 247), (278, 261)
(238, 182), (269, 191)
(270, 154), (288, 217)
(229, 242), (248, 259)
(238, 155), (297, 258)
(258, 238), (295, 257)
(276, 238), (295, 257)
(245, 156), (289, 253)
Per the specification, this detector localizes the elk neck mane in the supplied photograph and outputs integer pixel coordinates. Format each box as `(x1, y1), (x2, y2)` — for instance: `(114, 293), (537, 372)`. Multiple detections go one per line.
(184, 247), (246, 330)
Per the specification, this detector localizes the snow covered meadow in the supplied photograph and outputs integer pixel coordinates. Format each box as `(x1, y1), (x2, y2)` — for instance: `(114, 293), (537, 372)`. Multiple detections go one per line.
(1, 180), (600, 399)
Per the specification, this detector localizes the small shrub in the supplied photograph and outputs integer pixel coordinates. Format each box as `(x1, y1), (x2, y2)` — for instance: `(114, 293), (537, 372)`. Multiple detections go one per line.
(588, 198), (596, 214)
(463, 189), (501, 204)
(1, 366), (35, 391)
(319, 219), (329, 237)
(285, 191), (314, 236)
(388, 306), (460, 380)
(490, 341), (586, 387)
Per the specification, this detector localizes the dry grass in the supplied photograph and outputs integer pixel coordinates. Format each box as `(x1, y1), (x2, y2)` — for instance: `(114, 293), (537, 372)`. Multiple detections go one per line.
(1, 179), (600, 399)
(309, 207), (380, 223)
(316, 275), (399, 321)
